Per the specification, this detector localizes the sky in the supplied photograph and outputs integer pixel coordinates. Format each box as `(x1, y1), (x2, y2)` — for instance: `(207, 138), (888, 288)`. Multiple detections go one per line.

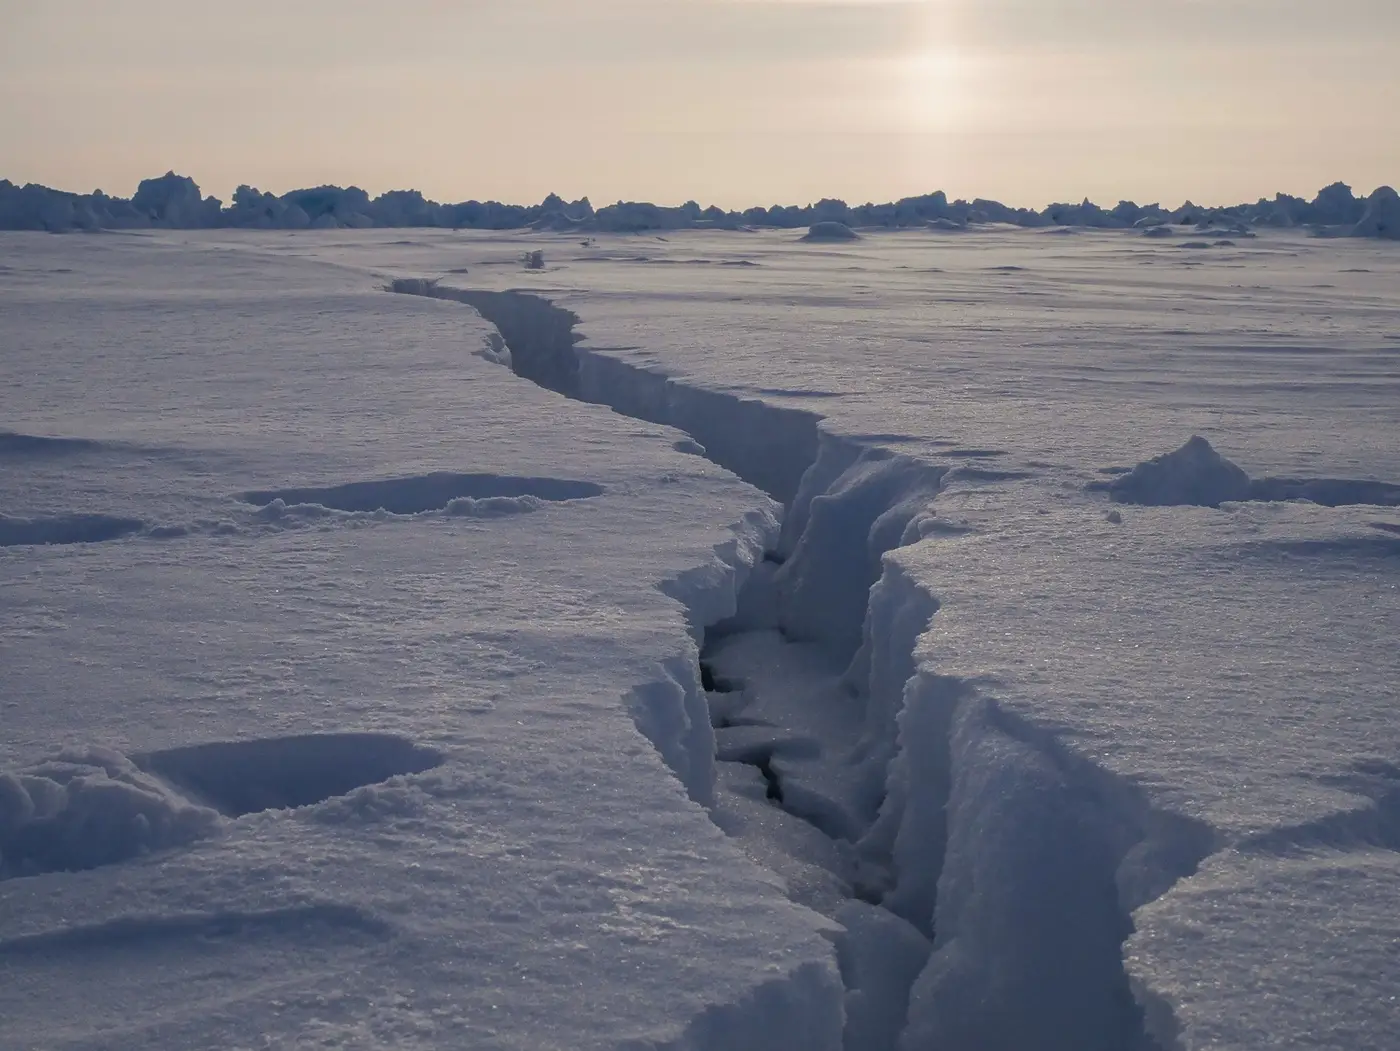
(1, 0), (1397, 210)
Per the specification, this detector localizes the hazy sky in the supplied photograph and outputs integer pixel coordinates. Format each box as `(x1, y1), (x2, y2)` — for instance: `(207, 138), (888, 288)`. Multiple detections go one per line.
(2, 0), (1396, 208)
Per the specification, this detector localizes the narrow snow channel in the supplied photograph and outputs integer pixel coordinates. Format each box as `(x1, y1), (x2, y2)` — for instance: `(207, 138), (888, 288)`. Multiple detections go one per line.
(391, 280), (1197, 1051)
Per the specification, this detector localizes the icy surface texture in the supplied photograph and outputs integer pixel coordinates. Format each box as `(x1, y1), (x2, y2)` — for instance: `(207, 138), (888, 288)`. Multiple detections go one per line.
(4, 224), (1399, 1050)
(363, 224), (1397, 1049)
(0, 235), (840, 1050)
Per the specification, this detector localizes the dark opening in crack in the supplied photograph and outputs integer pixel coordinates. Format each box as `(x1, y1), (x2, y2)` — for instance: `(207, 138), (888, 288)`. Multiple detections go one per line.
(754, 755), (785, 804)
(698, 660), (739, 694)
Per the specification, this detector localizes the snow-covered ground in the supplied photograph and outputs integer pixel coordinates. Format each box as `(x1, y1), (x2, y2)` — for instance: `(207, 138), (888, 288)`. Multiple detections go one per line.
(3, 226), (1398, 1050)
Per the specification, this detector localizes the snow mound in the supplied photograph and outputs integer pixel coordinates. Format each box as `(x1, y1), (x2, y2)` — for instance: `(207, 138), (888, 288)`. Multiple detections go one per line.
(442, 494), (546, 517)
(0, 748), (222, 879)
(1102, 440), (1400, 509)
(802, 221), (860, 243)
(1107, 436), (1251, 507)
(0, 431), (104, 458)
(0, 734), (444, 878)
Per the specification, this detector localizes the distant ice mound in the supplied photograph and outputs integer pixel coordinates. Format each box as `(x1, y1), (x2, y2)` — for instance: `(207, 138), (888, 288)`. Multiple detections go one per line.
(1107, 436), (1250, 507)
(0, 748), (222, 878)
(1098, 439), (1400, 509)
(802, 221), (859, 242)
(1352, 186), (1399, 240)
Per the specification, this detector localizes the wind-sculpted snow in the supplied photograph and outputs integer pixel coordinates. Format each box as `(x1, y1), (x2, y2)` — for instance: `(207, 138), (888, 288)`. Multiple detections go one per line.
(1246, 476), (1400, 507)
(0, 511), (146, 547)
(243, 471), (603, 515)
(137, 734), (444, 818)
(1102, 435), (1251, 507)
(0, 749), (222, 879)
(0, 475), (605, 551)
(0, 431), (105, 458)
(802, 222), (860, 242)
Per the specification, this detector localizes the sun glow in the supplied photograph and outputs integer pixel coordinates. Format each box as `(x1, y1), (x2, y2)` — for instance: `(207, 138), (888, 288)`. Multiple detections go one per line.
(891, 2), (981, 133)
(899, 47), (972, 130)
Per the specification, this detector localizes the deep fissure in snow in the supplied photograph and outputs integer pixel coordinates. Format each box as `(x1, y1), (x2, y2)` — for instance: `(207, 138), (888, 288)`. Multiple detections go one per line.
(390, 279), (1214, 1051)
(698, 660), (739, 695)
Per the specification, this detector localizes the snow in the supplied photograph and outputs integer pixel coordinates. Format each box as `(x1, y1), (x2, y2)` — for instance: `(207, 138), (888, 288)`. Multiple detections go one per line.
(1104, 435), (1252, 507)
(802, 222), (860, 242)
(0, 748), (222, 878)
(0, 235), (841, 1049)
(4, 223), (1399, 1049)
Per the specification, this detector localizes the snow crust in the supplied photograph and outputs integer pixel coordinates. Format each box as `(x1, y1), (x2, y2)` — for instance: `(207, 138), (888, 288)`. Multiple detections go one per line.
(5, 223), (1398, 1049)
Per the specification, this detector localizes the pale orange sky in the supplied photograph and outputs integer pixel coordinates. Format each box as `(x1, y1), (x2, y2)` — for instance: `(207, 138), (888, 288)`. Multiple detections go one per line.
(2, 0), (1396, 209)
